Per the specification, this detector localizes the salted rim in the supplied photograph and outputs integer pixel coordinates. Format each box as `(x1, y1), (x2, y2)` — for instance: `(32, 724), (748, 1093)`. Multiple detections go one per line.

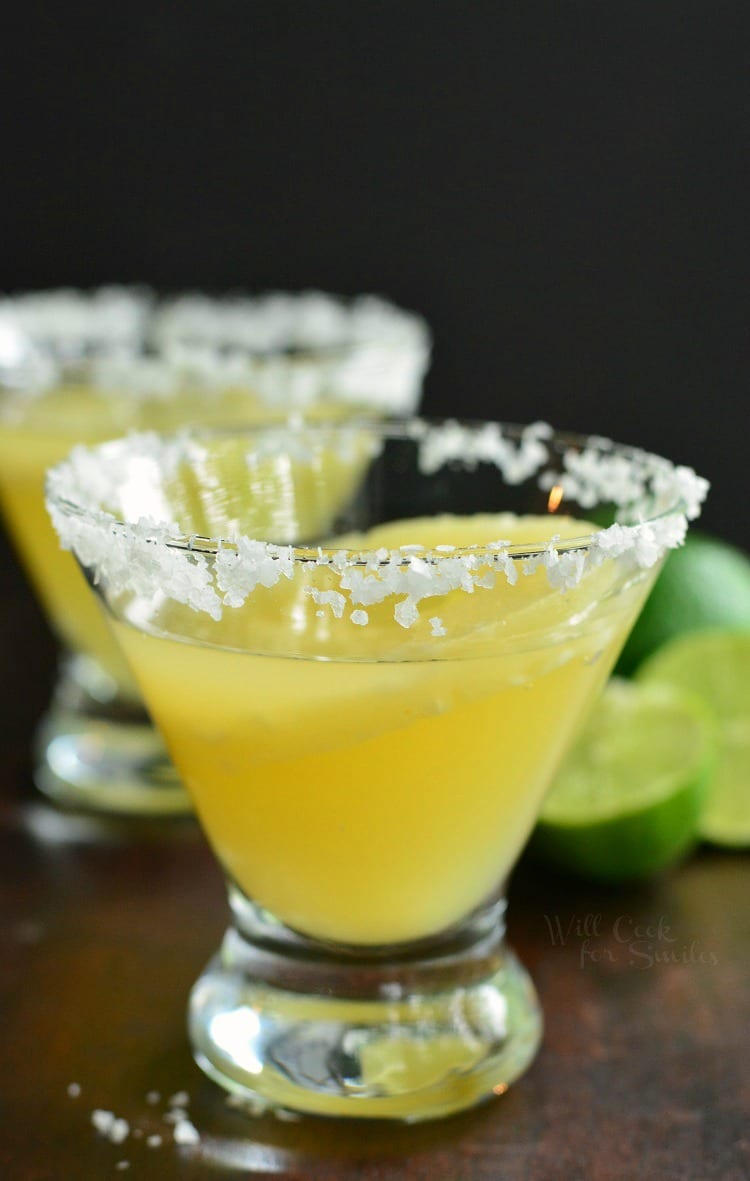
(0, 287), (431, 412)
(46, 418), (709, 627)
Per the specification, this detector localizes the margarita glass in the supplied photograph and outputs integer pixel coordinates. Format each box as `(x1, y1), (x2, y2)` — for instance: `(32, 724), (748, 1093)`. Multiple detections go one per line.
(46, 418), (707, 1120)
(0, 289), (429, 814)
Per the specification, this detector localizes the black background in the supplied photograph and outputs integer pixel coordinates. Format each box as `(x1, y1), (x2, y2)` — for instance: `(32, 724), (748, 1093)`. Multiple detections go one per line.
(2, 1), (748, 544)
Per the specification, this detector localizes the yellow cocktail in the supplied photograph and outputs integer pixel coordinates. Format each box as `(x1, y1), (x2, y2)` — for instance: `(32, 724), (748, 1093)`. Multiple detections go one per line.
(0, 289), (429, 812)
(46, 418), (707, 1118)
(113, 511), (633, 946)
(0, 382), (362, 692)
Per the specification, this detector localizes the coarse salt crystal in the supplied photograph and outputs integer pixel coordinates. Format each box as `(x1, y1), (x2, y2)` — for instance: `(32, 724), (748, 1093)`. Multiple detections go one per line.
(274, 1108), (301, 1122)
(164, 1107), (188, 1123)
(109, 1118), (130, 1144)
(394, 598), (419, 629)
(304, 587), (346, 618)
(168, 1091), (190, 1108)
(92, 1110), (115, 1135)
(145, 1090), (161, 1105)
(173, 1118), (200, 1146)
(225, 1092), (268, 1115)
(67, 1083), (81, 1098)
(147, 1134), (163, 1148)
(406, 555), (430, 577)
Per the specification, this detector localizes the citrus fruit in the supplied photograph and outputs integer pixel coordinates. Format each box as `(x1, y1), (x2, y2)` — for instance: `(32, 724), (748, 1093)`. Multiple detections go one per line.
(616, 532), (750, 675)
(530, 679), (715, 881)
(638, 630), (750, 847)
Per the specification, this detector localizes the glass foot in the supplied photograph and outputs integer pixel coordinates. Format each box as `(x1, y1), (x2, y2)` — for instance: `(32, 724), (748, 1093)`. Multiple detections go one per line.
(33, 654), (190, 816)
(189, 893), (542, 1121)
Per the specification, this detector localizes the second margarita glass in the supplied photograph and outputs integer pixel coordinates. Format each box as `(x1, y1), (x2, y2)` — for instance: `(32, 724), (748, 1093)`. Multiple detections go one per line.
(0, 288), (430, 813)
(46, 418), (707, 1119)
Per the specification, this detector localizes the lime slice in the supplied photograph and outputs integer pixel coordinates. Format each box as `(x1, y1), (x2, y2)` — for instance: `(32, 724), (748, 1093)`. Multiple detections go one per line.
(638, 630), (750, 847)
(530, 679), (715, 881)
(616, 532), (750, 675)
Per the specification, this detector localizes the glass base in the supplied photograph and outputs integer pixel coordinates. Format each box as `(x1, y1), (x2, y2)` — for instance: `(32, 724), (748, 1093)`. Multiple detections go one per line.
(189, 890), (542, 1122)
(33, 653), (190, 816)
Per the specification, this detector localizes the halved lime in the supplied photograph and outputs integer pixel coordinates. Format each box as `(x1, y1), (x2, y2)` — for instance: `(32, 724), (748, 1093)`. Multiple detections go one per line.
(638, 630), (750, 847)
(530, 679), (715, 881)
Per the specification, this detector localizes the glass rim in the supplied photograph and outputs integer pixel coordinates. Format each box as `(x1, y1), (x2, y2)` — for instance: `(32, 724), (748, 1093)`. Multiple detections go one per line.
(45, 415), (705, 564)
(0, 287), (431, 403)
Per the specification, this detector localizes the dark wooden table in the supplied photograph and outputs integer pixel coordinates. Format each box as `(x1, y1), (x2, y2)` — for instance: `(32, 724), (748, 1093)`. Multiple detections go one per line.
(1, 550), (748, 1181)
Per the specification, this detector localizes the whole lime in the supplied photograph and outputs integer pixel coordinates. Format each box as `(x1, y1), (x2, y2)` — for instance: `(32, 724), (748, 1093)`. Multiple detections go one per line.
(616, 532), (750, 675)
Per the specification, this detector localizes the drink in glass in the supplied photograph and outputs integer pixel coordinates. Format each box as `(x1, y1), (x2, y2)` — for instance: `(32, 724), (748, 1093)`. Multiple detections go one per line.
(0, 289), (429, 812)
(46, 418), (707, 1118)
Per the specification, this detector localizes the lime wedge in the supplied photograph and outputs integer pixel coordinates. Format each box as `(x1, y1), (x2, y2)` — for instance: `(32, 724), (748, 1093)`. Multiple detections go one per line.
(638, 630), (750, 847)
(530, 679), (715, 881)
